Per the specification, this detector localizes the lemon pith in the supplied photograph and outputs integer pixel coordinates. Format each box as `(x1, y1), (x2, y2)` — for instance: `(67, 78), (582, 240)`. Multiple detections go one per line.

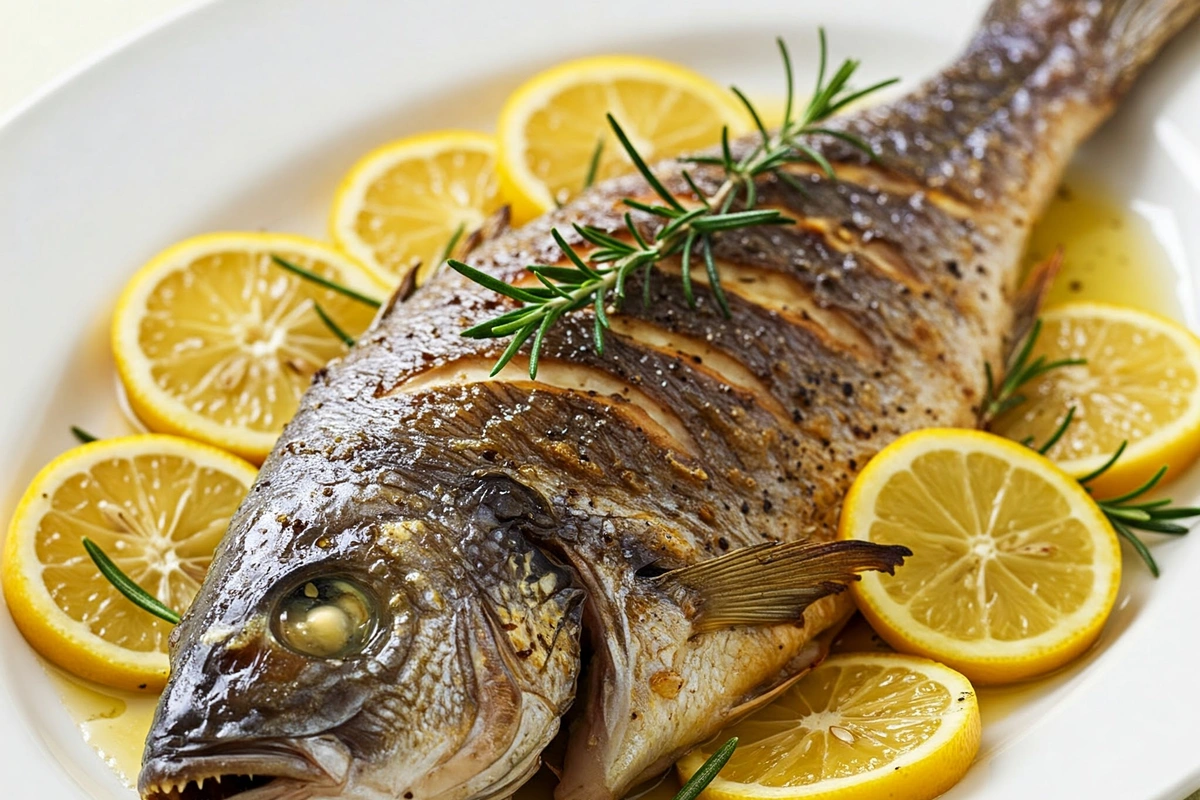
(112, 232), (384, 464)
(676, 654), (981, 800)
(991, 302), (1200, 497)
(839, 429), (1121, 685)
(497, 55), (748, 222)
(329, 130), (502, 287)
(2, 435), (256, 691)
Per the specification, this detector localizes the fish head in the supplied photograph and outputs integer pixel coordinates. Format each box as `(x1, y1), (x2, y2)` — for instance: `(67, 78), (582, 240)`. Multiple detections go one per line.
(139, 469), (584, 800)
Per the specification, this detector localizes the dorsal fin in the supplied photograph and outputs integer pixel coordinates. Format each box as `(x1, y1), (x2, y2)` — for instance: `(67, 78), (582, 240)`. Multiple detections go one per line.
(1008, 248), (1064, 360)
(653, 540), (910, 635)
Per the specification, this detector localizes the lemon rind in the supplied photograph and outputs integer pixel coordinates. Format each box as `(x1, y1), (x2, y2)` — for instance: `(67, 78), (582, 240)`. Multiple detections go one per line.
(328, 130), (498, 287)
(496, 54), (749, 220)
(1029, 302), (1200, 491)
(677, 653), (981, 800)
(2, 435), (257, 691)
(111, 232), (384, 464)
(841, 429), (1121, 685)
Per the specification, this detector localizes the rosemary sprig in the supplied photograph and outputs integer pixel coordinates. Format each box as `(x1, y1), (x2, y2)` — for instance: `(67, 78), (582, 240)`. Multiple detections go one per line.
(312, 302), (355, 347)
(981, 319), (1084, 424)
(71, 426), (98, 444)
(673, 738), (738, 800)
(1078, 445), (1200, 577)
(270, 255), (383, 309)
(982, 319), (1198, 575)
(449, 34), (897, 378)
(82, 537), (181, 625)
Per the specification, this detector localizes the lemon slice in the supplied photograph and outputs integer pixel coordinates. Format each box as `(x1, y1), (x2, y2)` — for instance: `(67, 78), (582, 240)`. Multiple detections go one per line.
(676, 654), (980, 800)
(112, 232), (385, 463)
(330, 130), (503, 287)
(839, 429), (1120, 685)
(497, 55), (748, 222)
(991, 302), (1200, 497)
(2, 435), (256, 691)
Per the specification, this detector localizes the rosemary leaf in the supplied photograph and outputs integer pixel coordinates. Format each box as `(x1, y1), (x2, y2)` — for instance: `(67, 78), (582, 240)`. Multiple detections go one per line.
(1036, 406), (1075, 455)
(271, 255), (382, 309)
(625, 212), (652, 250)
(731, 85), (770, 144)
(312, 302), (355, 347)
(574, 223), (635, 253)
(446, 260), (545, 304)
(1111, 520), (1159, 577)
(529, 265), (592, 284)
(681, 229), (699, 308)
(624, 198), (681, 219)
(71, 426), (98, 444)
(673, 738), (739, 800)
(552, 229), (603, 279)
(583, 138), (605, 190)
(681, 170), (711, 207)
(439, 223), (466, 266)
(702, 235), (731, 317)
(778, 36), (795, 130)
(492, 322), (538, 377)
(529, 313), (557, 379)
(83, 537), (181, 625)
(606, 113), (685, 212)
(793, 143), (836, 179)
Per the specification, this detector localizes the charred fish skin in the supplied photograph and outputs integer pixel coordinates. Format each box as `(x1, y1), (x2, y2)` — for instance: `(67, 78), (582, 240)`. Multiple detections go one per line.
(139, 0), (1198, 799)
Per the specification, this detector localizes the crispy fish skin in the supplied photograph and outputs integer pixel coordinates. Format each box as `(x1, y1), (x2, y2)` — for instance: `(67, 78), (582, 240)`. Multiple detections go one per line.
(139, 1), (1199, 799)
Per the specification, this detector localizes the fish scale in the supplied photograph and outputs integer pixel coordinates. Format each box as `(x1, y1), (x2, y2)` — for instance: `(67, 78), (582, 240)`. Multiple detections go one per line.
(139, 1), (1200, 799)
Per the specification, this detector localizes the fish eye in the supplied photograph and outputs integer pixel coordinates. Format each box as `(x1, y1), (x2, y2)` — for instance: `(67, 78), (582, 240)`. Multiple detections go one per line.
(272, 576), (380, 658)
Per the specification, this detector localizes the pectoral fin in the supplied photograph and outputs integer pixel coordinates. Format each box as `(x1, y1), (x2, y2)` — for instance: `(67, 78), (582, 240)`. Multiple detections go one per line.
(653, 540), (910, 634)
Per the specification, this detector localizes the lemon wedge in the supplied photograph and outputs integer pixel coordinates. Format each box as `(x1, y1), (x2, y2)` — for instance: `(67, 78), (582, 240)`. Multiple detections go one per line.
(2, 435), (255, 691)
(991, 302), (1200, 496)
(676, 653), (980, 800)
(112, 232), (385, 463)
(839, 429), (1120, 685)
(497, 55), (747, 222)
(330, 130), (503, 287)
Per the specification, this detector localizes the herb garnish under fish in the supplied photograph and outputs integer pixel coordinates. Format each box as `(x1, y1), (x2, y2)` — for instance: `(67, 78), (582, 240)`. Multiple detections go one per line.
(139, 0), (1199, 798)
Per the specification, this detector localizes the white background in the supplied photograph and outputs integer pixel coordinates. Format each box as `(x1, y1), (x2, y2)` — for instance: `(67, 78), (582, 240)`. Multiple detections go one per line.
(1, 0), (190, 118)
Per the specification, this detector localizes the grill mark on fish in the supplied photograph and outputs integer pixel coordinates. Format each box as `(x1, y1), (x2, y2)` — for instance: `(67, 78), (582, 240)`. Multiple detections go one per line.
(604, 316), (789, 420)
(783, 162), (977, 217)
(392, 357), (699, 455)
(791, 215), (928, 291)
(655, 257), (873, 356)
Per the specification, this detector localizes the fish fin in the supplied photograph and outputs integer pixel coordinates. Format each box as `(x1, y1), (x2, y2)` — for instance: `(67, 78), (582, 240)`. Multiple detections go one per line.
(653, 540), (910, 635)
(983, 0), (1200, 98)
(1007, 247), (1063, 357)
(382, 206), (513, 315)
(460, 205), (513, 255)
(1092, 0), (1200, 95)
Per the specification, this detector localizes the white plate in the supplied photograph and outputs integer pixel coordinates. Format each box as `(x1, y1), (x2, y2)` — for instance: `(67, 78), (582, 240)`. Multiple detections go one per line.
(2, 0), (1199, 797)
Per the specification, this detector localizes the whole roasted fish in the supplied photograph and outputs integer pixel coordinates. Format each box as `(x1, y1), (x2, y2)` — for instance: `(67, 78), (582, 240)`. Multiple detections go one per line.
(139, 0), (1199, 798)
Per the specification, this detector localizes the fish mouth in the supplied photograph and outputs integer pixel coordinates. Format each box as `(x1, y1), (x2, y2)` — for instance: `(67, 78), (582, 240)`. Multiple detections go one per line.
(141, 740), (347, 800)
(140, 771), (276, 800)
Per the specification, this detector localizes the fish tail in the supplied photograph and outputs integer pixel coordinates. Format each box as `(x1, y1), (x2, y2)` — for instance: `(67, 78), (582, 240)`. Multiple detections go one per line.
(982, 0), (1200, 99)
